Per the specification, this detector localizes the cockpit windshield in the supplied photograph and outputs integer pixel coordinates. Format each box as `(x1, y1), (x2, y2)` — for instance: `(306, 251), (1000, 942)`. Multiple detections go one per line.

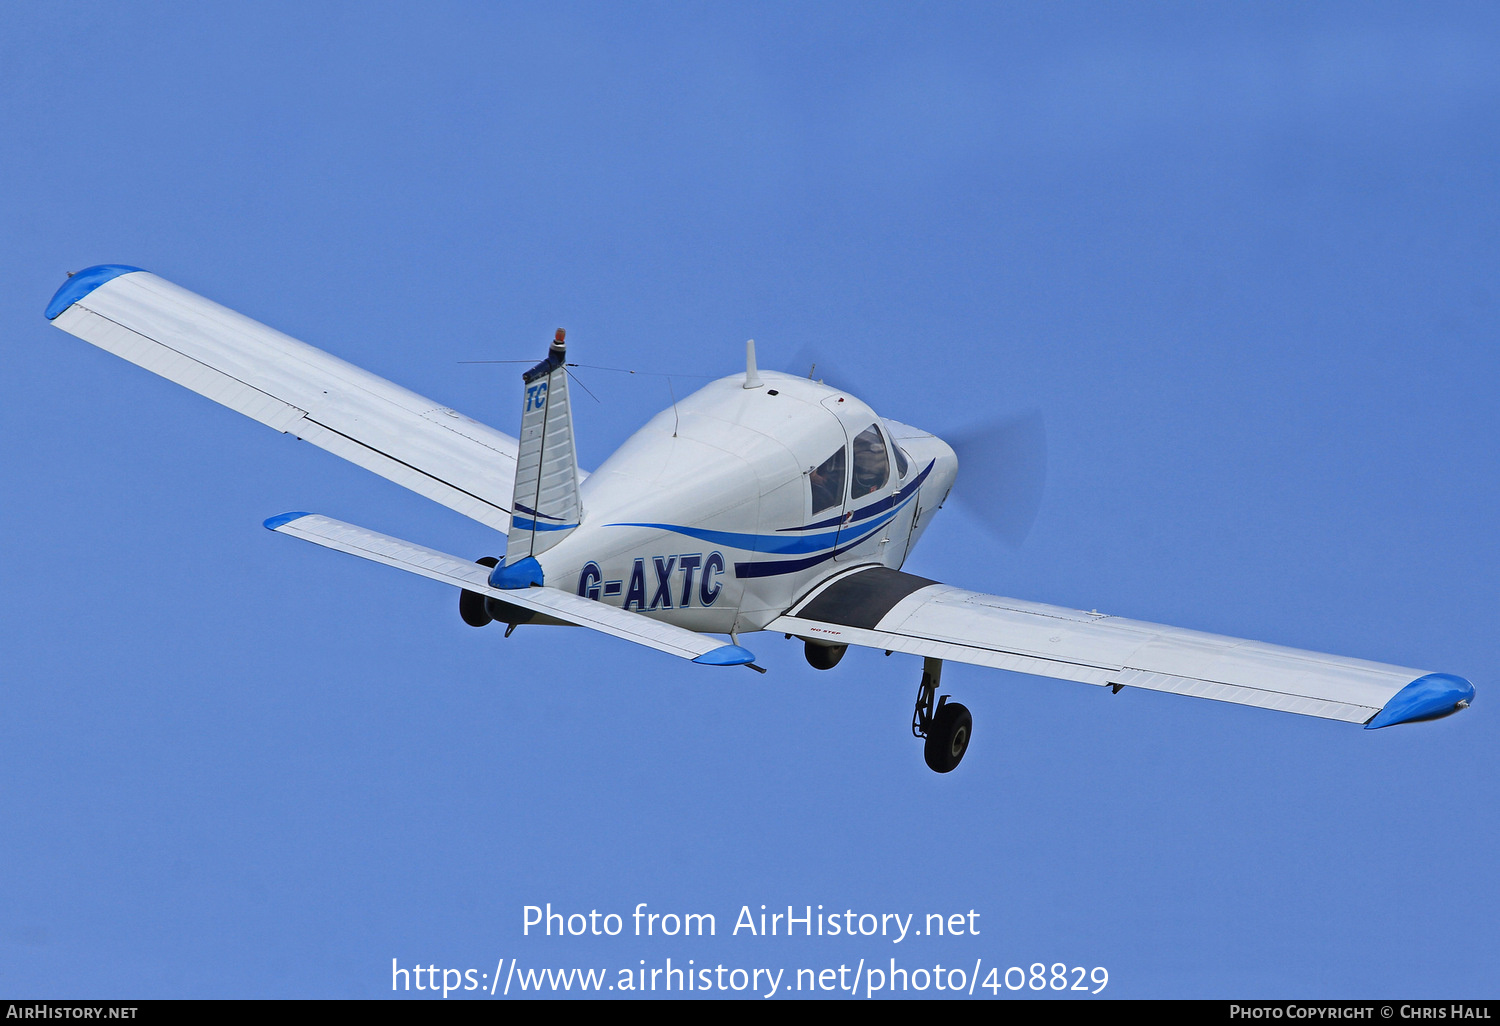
(850, 424), (890, 499)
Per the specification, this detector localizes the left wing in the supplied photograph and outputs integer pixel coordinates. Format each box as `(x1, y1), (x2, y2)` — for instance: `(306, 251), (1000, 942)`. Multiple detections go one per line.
(767, 565), (1474, 728)
(46, 265), (519, 532)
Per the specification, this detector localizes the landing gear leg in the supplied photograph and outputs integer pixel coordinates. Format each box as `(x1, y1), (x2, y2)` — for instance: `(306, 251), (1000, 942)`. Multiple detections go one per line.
(911, 657), (941, 739)
(912, 657), (971, 773)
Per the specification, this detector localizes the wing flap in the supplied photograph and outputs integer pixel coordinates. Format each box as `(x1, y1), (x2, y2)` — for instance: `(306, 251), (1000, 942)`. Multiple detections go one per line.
(769, 565), (1434, 724)
(266, 513), (752, 665)
(49, 269), (518, 532)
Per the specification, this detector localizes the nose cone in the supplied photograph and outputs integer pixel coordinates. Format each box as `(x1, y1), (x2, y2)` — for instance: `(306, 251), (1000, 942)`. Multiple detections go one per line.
(932, 436), (958, 504)
(1366, 672), (1476, 728)
(884, 420), (957, 508)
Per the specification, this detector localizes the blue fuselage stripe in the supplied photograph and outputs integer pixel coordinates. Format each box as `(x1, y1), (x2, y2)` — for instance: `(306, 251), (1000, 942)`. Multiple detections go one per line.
(608, 495), (910, 555)
(604, 466), (928, 578)
(778, 460), (935, 531)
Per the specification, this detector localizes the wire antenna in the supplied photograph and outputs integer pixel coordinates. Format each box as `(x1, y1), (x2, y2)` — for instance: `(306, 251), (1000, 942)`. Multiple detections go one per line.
(564, 366), (601, 403)
(459, 359), (714, 380)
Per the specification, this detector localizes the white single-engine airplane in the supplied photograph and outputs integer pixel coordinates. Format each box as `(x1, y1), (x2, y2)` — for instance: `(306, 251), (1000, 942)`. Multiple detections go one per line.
(46, 265), (1475, 772)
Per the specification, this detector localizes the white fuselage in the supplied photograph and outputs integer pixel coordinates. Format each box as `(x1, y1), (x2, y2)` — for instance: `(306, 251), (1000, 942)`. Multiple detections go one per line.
(529, 371), (957, 634)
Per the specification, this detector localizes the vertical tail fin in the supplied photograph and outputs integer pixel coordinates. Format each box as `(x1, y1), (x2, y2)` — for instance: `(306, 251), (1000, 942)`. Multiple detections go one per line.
(504, 329), (583, 568)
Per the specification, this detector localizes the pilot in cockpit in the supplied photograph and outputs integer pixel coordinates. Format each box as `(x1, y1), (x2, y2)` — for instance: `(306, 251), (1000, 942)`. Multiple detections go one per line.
(850, 425), (890, 500)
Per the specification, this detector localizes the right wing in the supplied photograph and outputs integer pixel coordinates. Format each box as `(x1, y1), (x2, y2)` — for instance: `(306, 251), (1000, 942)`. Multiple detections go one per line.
(768, 565), (1474, 728)
(46, 265), (518, 533)
(264, 512), (757, 667)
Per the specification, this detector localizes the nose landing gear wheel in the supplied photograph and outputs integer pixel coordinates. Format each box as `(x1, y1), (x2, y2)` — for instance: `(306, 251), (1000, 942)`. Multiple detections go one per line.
(923, 702), (972, 773)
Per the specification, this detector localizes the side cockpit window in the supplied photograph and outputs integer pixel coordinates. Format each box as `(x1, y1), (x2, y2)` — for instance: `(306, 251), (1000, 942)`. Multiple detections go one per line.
(851, 424), (890, 499)
(810, 446), (845, 515)
(893, 439), (909, 479)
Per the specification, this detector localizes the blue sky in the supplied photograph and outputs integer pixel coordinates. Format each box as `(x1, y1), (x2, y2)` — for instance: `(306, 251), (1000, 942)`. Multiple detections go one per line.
(2, 2), (1496, 999)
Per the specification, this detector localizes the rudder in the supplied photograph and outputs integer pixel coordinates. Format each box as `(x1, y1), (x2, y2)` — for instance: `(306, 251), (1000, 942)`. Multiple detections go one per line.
(504, 329), (583, 567)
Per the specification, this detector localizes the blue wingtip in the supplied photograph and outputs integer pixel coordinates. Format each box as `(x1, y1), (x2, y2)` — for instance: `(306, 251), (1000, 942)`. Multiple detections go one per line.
(693, 644), (757, 666)
(263, 511), (313, 531)
(45, 264), (146, 320)
(1366, 672), (1475, 729)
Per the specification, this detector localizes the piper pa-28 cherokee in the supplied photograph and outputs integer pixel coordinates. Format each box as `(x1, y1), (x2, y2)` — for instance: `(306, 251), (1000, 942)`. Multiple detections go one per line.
(45, 264), (1476, 772)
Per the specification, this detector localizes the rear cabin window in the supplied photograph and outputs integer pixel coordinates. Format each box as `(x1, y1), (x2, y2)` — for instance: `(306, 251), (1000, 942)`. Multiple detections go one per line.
(809, 446), (845, 515)
(850, 424), (890, 499)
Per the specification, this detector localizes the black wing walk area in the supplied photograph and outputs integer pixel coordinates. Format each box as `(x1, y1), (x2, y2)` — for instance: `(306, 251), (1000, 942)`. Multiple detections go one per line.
(792, 566), (939, 630)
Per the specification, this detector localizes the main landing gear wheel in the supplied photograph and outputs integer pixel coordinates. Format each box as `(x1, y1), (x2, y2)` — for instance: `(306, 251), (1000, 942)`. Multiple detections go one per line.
(459, 556), (501, 627)
(911, 656), (972, 773)
(923, 702), (972, 774)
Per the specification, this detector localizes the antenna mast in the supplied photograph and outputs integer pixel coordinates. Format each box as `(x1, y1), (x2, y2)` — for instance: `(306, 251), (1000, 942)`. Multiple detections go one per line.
(743, 339), (763, 389)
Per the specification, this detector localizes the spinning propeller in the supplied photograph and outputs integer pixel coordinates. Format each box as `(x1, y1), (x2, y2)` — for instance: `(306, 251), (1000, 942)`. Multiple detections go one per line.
(943, 410), (1047, 548)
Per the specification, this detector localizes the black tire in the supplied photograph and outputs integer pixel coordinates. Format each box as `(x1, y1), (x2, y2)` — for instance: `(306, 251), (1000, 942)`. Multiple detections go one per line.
(459, 590), (491, 627)
(804, 640), (847, 670)
(459, 557), (501, 627)
(923, 702), (972, 773)
(485, 596), (535, 626)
